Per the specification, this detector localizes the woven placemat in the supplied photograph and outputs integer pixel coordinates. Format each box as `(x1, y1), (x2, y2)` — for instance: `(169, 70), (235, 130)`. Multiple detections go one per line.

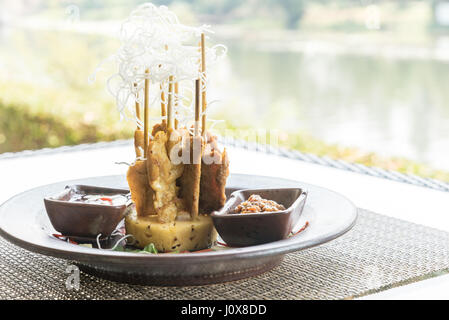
(1, 208), (449, 300)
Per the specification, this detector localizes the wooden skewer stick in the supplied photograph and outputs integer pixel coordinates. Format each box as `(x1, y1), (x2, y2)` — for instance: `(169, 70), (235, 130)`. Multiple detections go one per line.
(189, 78), (203, 220)
(143, 68), (150, 158)
(200, 33), (207, 136)
(194, 79), (201, 137)
(160, 83), (166, 124)
(134, 83), (141, 129)
(174, 82), (179, 129)
(162, 44), (171, 128)
(167, 75), (174, 130)
(133, 82), (144, 158)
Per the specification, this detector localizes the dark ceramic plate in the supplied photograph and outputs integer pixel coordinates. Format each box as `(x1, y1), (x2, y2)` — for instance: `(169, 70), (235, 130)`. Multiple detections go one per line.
(212, 188), (307, 247)
(0, 174), (357, 286)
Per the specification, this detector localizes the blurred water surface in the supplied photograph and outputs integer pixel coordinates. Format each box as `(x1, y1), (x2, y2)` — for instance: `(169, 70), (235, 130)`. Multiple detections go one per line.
(223, 43), (449, 170)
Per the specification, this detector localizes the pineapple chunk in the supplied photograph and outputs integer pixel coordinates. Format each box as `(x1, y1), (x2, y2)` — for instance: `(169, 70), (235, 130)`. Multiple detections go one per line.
(125, 207), (217, 252)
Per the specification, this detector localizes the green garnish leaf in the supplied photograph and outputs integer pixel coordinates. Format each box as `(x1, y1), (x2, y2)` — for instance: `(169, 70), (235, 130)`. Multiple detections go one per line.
(142, 243), (158, 254)
(113, 243), (158, 254)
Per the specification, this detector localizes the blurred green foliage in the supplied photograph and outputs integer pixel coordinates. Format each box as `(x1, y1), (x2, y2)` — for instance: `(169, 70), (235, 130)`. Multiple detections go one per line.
(0, 100), (105, 152)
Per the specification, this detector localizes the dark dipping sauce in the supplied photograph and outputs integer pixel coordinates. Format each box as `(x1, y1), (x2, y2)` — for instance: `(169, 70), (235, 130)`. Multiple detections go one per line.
(68, 193), (129, 206)
(234, 194), (285, 214)
(52, 185), (131, 207)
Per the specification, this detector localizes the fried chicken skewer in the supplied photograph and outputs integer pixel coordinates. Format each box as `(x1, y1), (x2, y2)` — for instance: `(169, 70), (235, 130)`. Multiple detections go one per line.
(179, 79), (203, 219)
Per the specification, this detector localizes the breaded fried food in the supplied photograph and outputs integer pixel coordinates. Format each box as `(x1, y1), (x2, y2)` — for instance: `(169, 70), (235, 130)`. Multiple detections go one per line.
(199, 147), (229, 213)
(134, 129), (144, 158)
(151, 121), (167, 137)
(126, 160), (156, 216)
(147, 130), (184, 223)
(179, 135), (204, 219)
(205, 130), (219, 151)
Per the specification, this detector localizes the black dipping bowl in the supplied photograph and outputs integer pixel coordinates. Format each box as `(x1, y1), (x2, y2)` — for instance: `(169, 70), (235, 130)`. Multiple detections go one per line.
(211, 188), (307, 247)
(44, 185), (130, 240)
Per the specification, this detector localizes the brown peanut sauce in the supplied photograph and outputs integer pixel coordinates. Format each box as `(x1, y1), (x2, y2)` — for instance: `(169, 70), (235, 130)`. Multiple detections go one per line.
(234, 194), (285, 214)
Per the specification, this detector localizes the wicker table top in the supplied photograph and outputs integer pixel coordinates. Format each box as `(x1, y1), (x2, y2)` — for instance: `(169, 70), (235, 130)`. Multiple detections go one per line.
(1, 208), (448, 300)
